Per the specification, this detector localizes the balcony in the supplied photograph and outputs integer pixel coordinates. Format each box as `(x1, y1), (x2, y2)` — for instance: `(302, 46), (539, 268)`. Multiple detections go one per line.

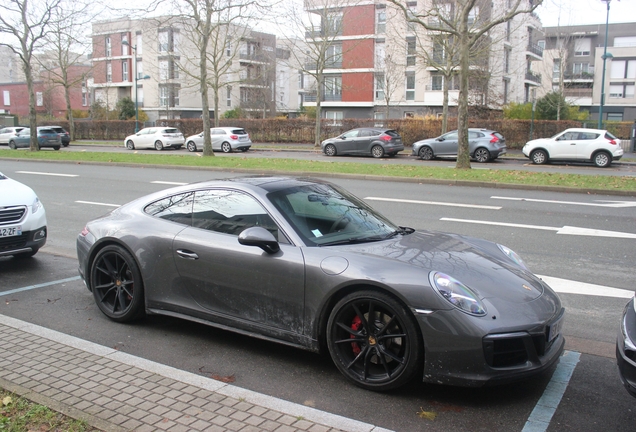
(302, 93), (342, 102)
(304, 60), (342, 70)
(563, 72), (595, 82)
(239, 52), (268, 62)
(525, 71), (542, 84)
(563, 88), (593, 98)
(526, 43), (544, 60)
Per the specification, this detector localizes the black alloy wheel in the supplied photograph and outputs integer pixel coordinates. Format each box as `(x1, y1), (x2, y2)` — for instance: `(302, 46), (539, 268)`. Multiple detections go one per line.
(327, 291), (422, 391)
(90, 245), (145, 322)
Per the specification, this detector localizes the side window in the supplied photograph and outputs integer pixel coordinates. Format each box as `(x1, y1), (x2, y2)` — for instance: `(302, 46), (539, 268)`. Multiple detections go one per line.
(191, 190), (282, 239)
(212, 129), (224, 135)
(358, 129), (371, 137)
(468, 131), (479, 139)
(579, 132), (599, 140)
(145, 192), (194, 225)
(444, 132), (458, 140)
(342, 130), (359, 139)
(562, 132), (579, 140)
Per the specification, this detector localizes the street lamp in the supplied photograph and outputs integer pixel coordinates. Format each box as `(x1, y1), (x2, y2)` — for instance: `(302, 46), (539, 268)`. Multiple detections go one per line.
(598, 0), (612, 129)
(122, 40), (150, 133)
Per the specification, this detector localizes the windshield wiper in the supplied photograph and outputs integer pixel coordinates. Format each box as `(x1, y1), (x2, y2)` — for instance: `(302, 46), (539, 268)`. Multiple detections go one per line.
(319, 236), (385, 246)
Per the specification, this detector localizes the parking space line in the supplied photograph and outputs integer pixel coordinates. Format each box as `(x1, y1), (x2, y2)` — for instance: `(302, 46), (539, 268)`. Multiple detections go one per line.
(522, 350), (581, 432)
(15, 171), (78, 177)
(151, 181), (188, 185)
(0, 276), (81, 297)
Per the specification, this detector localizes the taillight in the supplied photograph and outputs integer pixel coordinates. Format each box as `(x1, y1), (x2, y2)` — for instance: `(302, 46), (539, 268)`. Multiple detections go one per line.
(490, 134), (499, 143)
(379, 134), (391, 141)
(607, 139), (617, 145)
(230, 135), (239, 140)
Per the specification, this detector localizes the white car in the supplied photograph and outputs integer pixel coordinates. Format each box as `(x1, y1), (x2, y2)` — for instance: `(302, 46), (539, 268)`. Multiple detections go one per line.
(0, 127), (25, 145)
(185, 127), (252, 153)
(0, 172), (47, 258)
(124, 127), (184, 151)
(522, 128), (623, 168)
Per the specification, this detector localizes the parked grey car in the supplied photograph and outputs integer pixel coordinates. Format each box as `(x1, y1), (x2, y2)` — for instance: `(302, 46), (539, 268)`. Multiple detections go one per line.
(617, 297), (636, 398)
(77, 177), (564, 391)
(8, 127), (62, 150)
(185, 127), (252, 153)
(412, 128), (507, 162)
(321, 128), (404, 158)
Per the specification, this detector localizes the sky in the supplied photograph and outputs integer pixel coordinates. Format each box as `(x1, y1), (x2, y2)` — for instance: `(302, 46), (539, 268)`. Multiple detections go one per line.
(537, 0), (636, 27)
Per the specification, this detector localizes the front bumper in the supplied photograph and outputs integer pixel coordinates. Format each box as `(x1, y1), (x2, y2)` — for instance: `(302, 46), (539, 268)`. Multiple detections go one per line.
(617, 297), (636, 398)
(0, 225), (47, 257)
(418, 307), (565, 387)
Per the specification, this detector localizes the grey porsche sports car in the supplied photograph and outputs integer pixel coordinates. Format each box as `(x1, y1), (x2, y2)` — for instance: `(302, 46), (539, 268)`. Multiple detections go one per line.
(77, 177), (565, 391)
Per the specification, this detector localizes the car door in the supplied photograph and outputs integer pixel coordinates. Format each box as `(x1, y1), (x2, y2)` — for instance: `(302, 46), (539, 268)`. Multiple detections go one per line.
(549, 131), (579, 159)
(436, 131), (459, 156)
(336, 129), (360, 154)
(0, 128), (7, 144)
(134, 128), (152, 148)
(467, 131), (481, 154)
(172, 189), (306, 335)
(211, 129), (225, 150)
(575, 131), (601, 160)
(354, 129), (374, 154)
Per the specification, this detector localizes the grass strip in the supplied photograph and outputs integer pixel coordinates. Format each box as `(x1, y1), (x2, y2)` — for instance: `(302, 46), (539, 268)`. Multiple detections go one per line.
(1, 149), (635, 191)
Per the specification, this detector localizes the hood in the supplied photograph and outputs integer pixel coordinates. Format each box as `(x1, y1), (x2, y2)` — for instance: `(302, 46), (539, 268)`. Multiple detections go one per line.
(525, 138), (550, 147)
(335, 230), (546, 304)
(0, 177), (38, 207)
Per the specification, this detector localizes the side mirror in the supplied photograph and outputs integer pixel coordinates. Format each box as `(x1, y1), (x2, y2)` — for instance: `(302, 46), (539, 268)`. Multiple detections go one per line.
(437, 137), (444, 142)
(238, 227), (280, 254)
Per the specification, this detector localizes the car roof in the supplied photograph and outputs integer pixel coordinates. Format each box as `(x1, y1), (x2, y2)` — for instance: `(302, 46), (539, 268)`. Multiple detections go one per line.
(561, 128), (606, 133)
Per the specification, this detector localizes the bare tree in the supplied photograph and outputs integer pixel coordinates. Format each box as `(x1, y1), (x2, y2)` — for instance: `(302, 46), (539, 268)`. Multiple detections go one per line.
(389, 0), (542, 169)
(0, 0), (63, 150)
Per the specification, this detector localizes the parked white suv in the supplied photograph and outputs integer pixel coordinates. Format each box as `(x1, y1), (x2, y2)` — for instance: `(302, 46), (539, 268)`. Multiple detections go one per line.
(0, 172), (47, 258)
(124, 127), (184, 151)
(522, 128), (623, 168)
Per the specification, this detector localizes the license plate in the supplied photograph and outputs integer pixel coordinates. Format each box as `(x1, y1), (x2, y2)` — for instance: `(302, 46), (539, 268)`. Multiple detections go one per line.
(547, 315), (564, 342)
(0, 226), (21, 237)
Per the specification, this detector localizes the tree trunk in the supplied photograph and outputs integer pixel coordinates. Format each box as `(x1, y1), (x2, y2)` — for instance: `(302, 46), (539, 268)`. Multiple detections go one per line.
(24, 62), (39, 151)
(442, 72), (450, 134)
(456, 21), (471, 169)
(314, 72), (322, 148)
(200, 39), (215, 157)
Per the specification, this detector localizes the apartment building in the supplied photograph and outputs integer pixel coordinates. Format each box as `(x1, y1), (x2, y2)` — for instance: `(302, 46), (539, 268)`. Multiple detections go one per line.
(90, 17), (278, 122)
(537, 22), (636, 122)
(301, 0), (543, 121)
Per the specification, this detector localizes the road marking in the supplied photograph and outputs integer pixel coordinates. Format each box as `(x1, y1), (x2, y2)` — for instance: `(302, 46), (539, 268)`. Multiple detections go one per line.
(365, 197), (501, 210)
(15, 171), (78, 177)
(440, 217), (636, 239)
(538, 275), (634, 299)
(75, 200), (120, 207)
(491, 196), (636, 208)
(0, 276), (81, 298)
(151, 181), (188, 185)
(522, 350), (581, 432)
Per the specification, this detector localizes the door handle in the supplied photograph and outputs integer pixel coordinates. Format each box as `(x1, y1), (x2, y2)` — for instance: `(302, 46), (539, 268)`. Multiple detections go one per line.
(176, 249), (199, 260)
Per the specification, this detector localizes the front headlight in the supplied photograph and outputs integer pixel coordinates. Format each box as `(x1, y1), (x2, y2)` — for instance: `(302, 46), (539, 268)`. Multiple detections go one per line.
(430, 272), (486, 316)
(32, 196), (42, 214)
(498, 244), (528, 270)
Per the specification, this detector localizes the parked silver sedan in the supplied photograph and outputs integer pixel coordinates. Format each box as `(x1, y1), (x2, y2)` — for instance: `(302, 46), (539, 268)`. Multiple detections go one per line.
(77, 176), (565, 392)
(412, 128), (507, 162)
(185, 127), (252, 153)
(124, 127), (184, 151)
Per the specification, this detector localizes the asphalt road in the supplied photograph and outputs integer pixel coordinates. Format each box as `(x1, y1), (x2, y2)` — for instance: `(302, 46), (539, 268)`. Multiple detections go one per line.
(1, 159), (635, 431)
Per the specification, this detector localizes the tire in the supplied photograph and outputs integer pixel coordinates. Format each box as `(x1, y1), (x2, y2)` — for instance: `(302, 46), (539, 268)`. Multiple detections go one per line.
(530, 149), (548, 165)
(53, 146), (60, 151)
(186, 141), (198, 152)
(326, 290), (422, 391)
(126, 140), (135, 150)
(473, 147), (490, 163)
(90, 245), (145, 323)
(8, 141), (16, 150)
(418, 146), (434, 160)
(324, 144), (337, 156)
(371, 145), (385, 158)
(154, 140), (164, 151)
(593, 151), (611, 168)
(221, 142), (232, 153)
(63, 142), (69, 147)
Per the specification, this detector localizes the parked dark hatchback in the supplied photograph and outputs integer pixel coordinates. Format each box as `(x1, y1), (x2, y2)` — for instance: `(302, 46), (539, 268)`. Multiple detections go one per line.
(8, 127), (62, 150)
(321, 128), (404, 158)
(49, 126), (70, 146)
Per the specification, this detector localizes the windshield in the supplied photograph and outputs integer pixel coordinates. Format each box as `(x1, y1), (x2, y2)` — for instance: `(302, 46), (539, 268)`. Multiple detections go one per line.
(267, 182), (399, 246)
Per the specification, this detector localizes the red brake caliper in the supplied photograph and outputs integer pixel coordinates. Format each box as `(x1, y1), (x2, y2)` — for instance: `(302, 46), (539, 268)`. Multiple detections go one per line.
(350, 315), (362, 355)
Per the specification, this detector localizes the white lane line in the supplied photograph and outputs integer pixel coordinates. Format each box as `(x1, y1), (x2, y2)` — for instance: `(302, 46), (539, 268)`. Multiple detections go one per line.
(522, 351), (581, 432)
(441, 217), (636, 239)
(538, 275), (634, 299)
(151, 181), (188, 185)
(75, 200), (120, 207)
(492, 196), (636, 208)
(365, 197), (501, 210)
(15, 171), (78, 177)
(0, 276), (81, 297)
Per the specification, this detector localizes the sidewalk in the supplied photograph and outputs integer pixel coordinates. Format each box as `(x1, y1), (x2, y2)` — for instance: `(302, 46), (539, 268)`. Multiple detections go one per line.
(0, 314), (392, 432)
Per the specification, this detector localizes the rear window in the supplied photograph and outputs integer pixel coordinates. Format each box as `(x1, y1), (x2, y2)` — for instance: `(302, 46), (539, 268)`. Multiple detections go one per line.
(38, 129), (55, 134)
(231, 129), (247, 135)
(51, 127), (65, 133)
(382, 130), (400, 138)
(493, 132), (504, 140)
(605, 131), (618, 140)
(162, 128), (179, 134)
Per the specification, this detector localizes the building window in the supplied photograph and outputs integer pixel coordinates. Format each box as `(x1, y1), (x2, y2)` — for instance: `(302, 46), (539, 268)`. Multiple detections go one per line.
(467, 6), (479, 25)
(136, 34), (143, 55)
(406, 72), (415, 100)
(226, 86), (232, 107)
(122, 35), (128, 55)
(553, 59), (561, 80)
(572, 63), (590, 75)
(325, 12), (343, 36)
(607, 113), (624, 121)
(36, 92), (43, 106)
(326, 44), (343, 67)
(158, 28), (178, 53)
(375, 40), (385, 69)
(374, 111), (385, 127)
(323, 75), (342, 101)
(406, 37), (416, 66)
(375, 74), (385, 100)
(82, 91), (88, 106)
(324, 111), (343, 126)
(431, 74), (443, 91)
(226, 40), (231, 56)
(407, 3), (417, 32)
(3, 90), (9, 105)
(376, 9), (386, 34)
(105, 37), (111, 57)
(611, 60), (636, 79)
(160, 85), (179, 107)
(136, 61), (144, 79)
(298, 72), (304, 89)
(573, 38), (591, 56)
(122, 61), (128, 81)
(609, 84), (635, 99)
(106, 63), (112, 82)
(404, 112), (414, 118)
(538, 40), (545, 50)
